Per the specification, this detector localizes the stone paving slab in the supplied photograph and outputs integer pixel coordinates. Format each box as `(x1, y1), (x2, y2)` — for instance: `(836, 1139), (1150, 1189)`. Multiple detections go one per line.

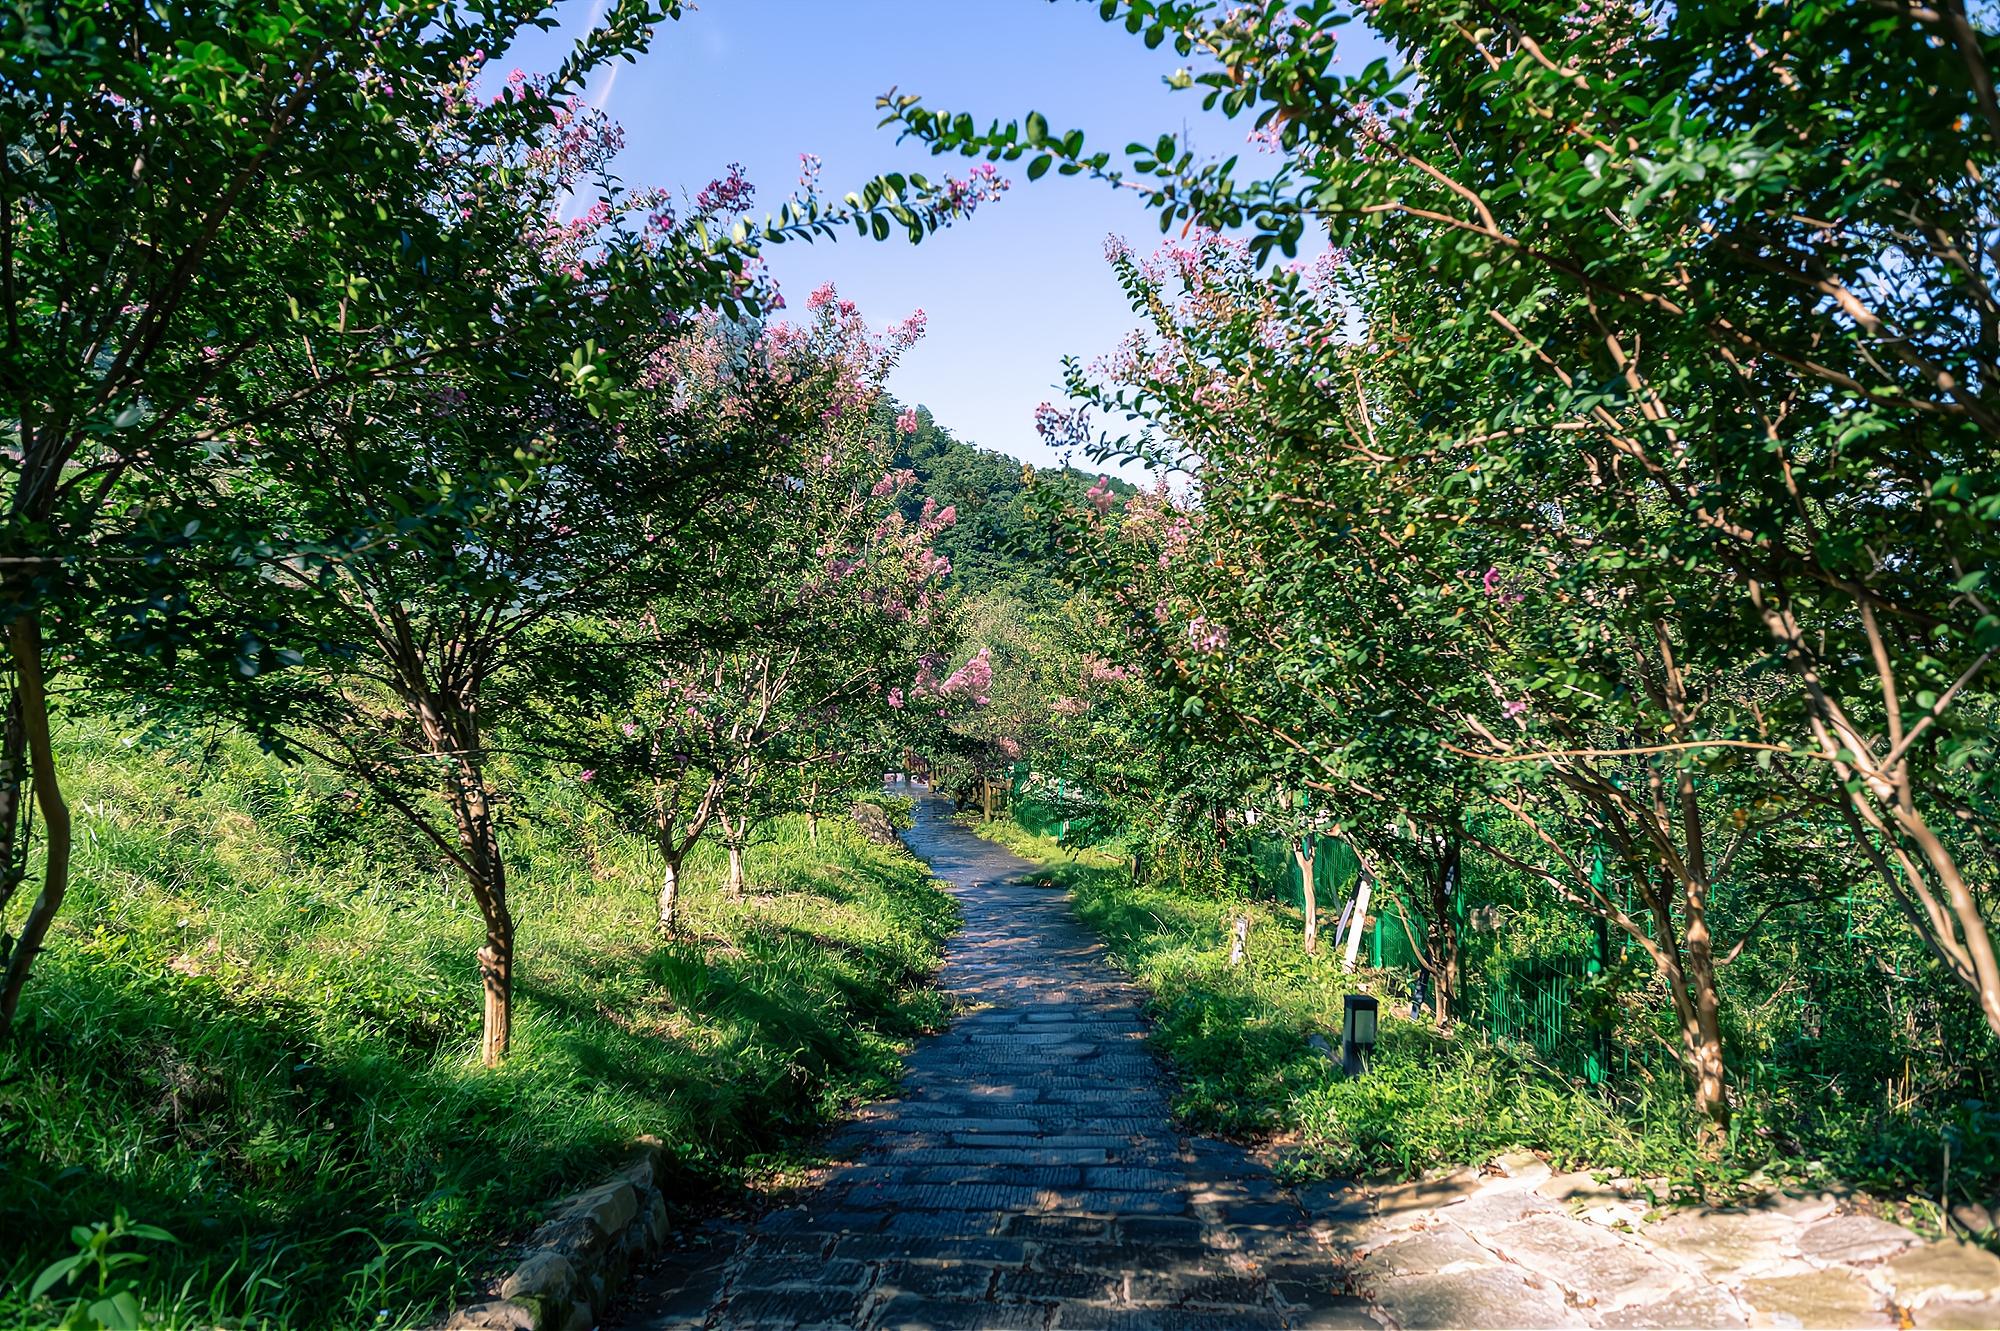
(1297, 1150), (2000, 1329)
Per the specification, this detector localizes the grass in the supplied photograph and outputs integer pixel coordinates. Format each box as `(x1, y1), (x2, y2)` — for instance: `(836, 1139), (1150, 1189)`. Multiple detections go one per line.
(972, 817), (1999, 1218)
(0, 715), (956, 1330)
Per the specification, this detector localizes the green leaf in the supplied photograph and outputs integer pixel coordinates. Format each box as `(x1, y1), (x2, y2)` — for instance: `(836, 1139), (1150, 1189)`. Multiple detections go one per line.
(28, 1257), (79, 1300)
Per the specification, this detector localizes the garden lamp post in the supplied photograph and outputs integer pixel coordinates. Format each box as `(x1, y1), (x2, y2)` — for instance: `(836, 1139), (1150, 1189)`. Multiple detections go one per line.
(1342, 994), (1378, 1076)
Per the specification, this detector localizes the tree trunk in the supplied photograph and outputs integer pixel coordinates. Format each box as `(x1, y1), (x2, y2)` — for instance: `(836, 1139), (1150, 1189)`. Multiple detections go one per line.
(1294, 841), (1319, 954)
(657, 854), (681, 935)
(981, 777), (994, 822)
(1429, 834), (1462, 1029)
(0, 690), (28, 941)
(1229, 914), (1251, 967)
(1681, 881), (1731, 1151)
(1342, 863), (1373, 971)
(478, 905), (512, 1069)
(0, 613), (71, 1032)
(414, 688), (512, 1068)
(721, 812), (747, 899)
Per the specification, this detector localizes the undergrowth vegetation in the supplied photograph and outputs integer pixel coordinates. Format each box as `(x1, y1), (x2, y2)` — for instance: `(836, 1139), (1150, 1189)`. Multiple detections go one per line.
(0, 717), (954, 1330)
(977, 818), (1996, 1223)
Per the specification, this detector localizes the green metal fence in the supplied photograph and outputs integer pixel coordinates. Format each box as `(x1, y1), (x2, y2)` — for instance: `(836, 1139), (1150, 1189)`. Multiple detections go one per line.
(1004, 771), (1730, 1089)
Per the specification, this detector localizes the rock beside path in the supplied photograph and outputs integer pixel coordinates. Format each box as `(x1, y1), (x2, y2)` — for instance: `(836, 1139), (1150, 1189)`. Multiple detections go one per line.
(1302, 1152), (2000, 1330)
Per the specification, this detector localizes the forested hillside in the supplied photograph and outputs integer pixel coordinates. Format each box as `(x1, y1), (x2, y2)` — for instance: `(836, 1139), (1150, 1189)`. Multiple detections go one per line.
(883, 401), (1133, 599)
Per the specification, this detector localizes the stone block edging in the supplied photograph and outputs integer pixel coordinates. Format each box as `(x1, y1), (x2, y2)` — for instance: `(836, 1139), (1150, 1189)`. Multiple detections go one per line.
(444, 1134), (671, 1331)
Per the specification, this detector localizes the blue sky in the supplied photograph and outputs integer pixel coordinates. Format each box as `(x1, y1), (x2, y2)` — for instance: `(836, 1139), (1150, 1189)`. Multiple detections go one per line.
(502, 1), (1384, 474)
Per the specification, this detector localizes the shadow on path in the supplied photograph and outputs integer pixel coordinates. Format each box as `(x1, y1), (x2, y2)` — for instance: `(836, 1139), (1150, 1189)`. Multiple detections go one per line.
(618, 784), (1373, 1331)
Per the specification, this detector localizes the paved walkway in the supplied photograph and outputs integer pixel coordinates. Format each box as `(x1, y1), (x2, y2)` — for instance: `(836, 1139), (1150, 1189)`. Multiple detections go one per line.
(620, 788), (2000, 1331)
(622, 786), (1371, 1330)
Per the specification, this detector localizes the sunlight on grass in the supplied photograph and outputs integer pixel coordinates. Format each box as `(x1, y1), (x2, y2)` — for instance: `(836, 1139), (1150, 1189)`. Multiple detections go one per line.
(975, 818), (1737, 1190)
(0, 719), (956, 1330)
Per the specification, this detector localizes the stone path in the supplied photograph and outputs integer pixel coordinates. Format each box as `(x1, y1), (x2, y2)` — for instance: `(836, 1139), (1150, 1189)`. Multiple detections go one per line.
(621, 786), (1371, 1330)
(619, 787), (2000, 1331)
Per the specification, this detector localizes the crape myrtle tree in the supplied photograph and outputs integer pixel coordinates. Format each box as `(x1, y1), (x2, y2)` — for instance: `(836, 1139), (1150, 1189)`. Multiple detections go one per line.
(1036, 228), (1829, 1145)
(560, 289), (952, 929)
(0, 0), (629, 1032)
(135, 68), (995, 1064)
(705, 310), (960, 899)
(1, 1), (1009, 1042)
(167, 101), (786, 1067)
(924, 584), (1156, 823)
(886, 0), (2000, 1049)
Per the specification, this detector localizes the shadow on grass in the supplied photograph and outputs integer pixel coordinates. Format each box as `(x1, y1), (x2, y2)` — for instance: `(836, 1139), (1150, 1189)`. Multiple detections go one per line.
(1, 831), (954, 1330)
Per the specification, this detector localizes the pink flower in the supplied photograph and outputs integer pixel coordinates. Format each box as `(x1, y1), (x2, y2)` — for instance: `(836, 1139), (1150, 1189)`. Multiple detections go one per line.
(578, 769), (596, 782)
(1186, 617), (1228, 653)
(1482, 566), (1525, 607)
(871, 467), (916, 498)
(897, 408), (919, 435)
(1086, 477), (1115, 514)
(696, 163), (754, 215)
(1503, 699), (1530, 719)
(938, 646), (993, 698)
(888, 688), (905, 709)
(889, 309), (928, 349)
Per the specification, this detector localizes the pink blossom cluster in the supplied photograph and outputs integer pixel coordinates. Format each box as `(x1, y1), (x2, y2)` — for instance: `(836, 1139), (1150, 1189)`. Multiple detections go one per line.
(888, 309), (928, 350)
(872, 468), (917, 498)
(695, 163), (755, 217)
(936, 646), (993, 704)
(768, 283), (927, 423)
(939, 162), (1010, 221)
(910, 549), (953, 583)
(1479, 567), (1525, 606)
(1083, 655), (1133, 683)
(1086, 476), (1116, 514)
(1186, 616), (1229, 653)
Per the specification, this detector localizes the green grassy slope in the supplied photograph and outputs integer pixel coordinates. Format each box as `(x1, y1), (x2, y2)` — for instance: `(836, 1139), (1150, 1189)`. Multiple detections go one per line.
(1, 718), (954, 1330)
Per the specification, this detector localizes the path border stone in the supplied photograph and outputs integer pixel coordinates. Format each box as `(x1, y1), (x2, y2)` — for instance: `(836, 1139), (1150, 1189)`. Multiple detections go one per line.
(445, 1135), (673, 1331)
